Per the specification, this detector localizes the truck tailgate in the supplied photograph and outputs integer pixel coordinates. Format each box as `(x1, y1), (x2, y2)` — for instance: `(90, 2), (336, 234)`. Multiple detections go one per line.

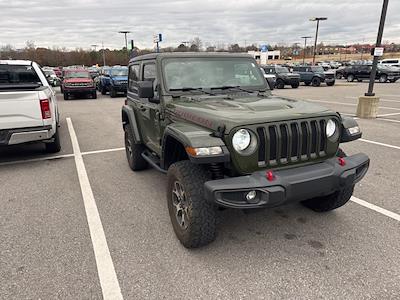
(0, 91), (44, 130)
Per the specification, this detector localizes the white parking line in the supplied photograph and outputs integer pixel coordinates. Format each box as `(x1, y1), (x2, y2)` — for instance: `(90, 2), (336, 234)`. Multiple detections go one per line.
(306, 99), (400, 111)
(351, 197), (400, 222)
(376, 118), (400, 124)
(359, 138), (400, 150)
(378, 112), (400, 117)
(346, 96), (400, 103)
(0, 154), (74, 166)
(82, 147), (124, 156)
(66, 118), (123, 300)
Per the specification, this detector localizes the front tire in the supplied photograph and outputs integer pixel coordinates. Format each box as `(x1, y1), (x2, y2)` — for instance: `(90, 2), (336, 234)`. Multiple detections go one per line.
(312, 77), (321, 87)
(347, 74), (354, 82)
(291, 82), (299, 88)
(301, 149), (353, 212)
(326, 81), (335, 86)
(124, 125), (148, 171)
(167, 161), (216, 248)
(275, 79), (285, 89)
(110, 87), (117, 98)
(379, 74), (387, 83)
(63, 93), (69, 100)
(92, 91), (97, 99)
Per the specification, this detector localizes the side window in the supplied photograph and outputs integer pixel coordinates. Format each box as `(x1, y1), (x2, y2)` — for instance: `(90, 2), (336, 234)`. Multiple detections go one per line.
(128, 64), (140, 93)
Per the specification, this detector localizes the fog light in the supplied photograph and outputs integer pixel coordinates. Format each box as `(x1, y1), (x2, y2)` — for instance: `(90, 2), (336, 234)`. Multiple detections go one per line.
(246, 190), (257, 201)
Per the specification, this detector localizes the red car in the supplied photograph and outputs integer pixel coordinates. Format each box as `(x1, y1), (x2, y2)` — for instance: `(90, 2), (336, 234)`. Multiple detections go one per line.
(62, 69), (97, 100)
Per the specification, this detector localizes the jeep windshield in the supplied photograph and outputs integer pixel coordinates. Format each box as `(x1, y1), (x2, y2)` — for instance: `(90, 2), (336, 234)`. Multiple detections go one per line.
(64, 71), (90, 79)
(0, 64), (42, 89)
(163, 57), (266, 92)
(111, 68), (128, 76)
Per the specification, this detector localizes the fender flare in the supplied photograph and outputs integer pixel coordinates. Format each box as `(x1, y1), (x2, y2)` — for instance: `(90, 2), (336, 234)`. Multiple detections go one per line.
(121, 105), (141, 143)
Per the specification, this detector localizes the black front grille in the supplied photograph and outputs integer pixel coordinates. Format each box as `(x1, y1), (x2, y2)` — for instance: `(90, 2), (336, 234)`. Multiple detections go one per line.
(257, 119), (328, 167)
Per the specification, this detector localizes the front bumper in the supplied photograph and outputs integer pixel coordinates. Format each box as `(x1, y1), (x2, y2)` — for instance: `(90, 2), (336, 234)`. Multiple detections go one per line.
(64, 87), (96, 94)
(111, 84), (128, 92)
(0, 126), (54, 146)
(204, 153), (369, 209)
(325, 77), (335, 83)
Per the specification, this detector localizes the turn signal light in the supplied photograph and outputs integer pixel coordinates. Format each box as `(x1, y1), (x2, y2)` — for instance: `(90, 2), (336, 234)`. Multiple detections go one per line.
(266, 170), (275, 181)
(338, 157), (346, 166)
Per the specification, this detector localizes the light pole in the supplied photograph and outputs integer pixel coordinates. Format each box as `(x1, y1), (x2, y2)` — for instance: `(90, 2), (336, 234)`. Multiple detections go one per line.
(301, 36), (312, 65)
(118, 31), (131, 57)
(309, 17), (327, 65)
(102, 41), (106, 66)
(91, 44), (98, 51)
(366, 0), (389, 96)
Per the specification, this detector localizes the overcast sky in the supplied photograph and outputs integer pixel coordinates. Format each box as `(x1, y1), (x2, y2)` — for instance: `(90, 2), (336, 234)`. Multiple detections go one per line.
(0, 0), (399, 50)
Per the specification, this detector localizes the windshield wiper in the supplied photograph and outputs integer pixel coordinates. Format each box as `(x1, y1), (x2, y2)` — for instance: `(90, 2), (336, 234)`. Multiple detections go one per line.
(169, 87), (215, 96)
(210, 85), (256, 93)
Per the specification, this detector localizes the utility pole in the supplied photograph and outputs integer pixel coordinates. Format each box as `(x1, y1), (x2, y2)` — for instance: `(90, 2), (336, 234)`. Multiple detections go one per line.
(309, 17), (327, 65)
(102, 41), (106, 66)
(366, 0), (389, 96)
(118, 31), (131, 58)
(301, 36), (312, 65)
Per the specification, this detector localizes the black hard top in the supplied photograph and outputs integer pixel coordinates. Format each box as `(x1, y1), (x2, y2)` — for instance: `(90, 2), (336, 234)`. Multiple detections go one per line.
(129, 52), (253, 64)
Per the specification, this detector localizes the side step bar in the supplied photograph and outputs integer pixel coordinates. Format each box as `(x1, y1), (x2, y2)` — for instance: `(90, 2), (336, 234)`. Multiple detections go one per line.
(141, 151), (167, 174)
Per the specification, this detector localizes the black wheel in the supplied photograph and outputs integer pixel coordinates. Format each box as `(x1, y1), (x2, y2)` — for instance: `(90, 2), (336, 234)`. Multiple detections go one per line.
(301, 149), (353, 212)
(110, 88), (117, 98)
(312, 77), (321, 87)
(167, 161), (216, 248)
(63, 93), (69, 100)
(124, 125), (148, 171)
(101, 86), (107, 95)
(291, 82), (299, 88)
(45, 129), (61, 153)
(347, 74), (354, 82)
(379, 74), (387, 83)
(304, 82), (311, 86)
(92, 91), (97, 99)
(326, 81), (335, 86)
(275, 79), (285, 89)
(335, 72), (343, 79)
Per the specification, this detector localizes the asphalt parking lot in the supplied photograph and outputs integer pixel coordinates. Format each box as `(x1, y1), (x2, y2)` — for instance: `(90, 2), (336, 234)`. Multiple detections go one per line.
(1, 81), (399, 299)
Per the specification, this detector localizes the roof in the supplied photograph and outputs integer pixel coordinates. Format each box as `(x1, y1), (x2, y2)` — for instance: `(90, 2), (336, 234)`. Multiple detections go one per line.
(0, 60), (33, 65)
(129, 52), (253, 63)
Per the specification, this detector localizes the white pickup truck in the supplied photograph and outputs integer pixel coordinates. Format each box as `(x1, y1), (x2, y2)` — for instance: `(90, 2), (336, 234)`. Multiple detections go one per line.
(0, 60), (61, 153)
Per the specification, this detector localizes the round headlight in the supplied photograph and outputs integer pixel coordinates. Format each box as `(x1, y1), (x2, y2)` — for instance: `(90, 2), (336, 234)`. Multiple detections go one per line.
(232, 129), (251, 152)
(326, 119), (337, 138)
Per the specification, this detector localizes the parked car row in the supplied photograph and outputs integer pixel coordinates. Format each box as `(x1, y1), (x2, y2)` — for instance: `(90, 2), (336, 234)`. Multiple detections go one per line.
(335, 64), (400, 82)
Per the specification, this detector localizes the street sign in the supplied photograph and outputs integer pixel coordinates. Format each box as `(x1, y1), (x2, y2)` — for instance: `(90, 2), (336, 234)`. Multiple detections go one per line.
(260, 45), (268, 52)
(153, 34), (162, 43)
(373, 47), (384, 57)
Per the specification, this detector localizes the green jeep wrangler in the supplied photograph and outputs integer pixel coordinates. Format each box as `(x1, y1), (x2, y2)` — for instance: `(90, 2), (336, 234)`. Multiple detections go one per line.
(121, 53), (369, 248)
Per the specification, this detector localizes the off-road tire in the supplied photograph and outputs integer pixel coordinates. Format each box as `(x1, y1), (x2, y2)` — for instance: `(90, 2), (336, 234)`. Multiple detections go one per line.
(124, 125), (148, 171)
(347, 74), (354, 82)
(291, 82), (299, 88)
(276, 79), (285, 89)
(167, 161), (216, 248)
(45, 129), (61, 153)
(92, 91), (97, 99)
(110, 88), (117, 98)
(326, 81), (335, 86)
(301, 149), (354, 212)
(312, 77), (321, 87)
(379, 74), (387, 83)
(101, 86), (107, 95)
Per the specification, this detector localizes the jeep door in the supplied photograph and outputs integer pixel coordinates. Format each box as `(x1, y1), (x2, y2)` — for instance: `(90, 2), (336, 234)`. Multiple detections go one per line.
(138, 62), (162, 153)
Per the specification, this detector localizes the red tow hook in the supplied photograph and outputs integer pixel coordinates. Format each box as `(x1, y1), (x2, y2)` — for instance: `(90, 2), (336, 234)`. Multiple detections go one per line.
(266, 170), (275, 181)
(338, 157), (346, 166)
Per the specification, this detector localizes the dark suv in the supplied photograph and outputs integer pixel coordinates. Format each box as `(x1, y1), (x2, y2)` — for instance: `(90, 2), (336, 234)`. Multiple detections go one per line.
(261, 65), (300, 89)
(121, 52), (369, 248)
(342, 64), (400, 83)
(292, 66), (335, 87)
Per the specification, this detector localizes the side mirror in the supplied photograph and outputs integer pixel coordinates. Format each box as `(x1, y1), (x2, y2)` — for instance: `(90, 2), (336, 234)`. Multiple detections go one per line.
(137, 81), (154, 99)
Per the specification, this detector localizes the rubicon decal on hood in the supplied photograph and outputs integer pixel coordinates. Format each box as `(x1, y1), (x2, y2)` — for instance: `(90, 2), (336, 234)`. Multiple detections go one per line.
(175, 109), (214, 128)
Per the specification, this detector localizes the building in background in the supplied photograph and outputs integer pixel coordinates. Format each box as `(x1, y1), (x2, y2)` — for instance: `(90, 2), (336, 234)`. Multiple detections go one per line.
(247, 50), (281, 64)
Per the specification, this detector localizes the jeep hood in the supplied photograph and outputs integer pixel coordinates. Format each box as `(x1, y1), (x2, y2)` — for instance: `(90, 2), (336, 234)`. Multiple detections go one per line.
(169, 94), (335, 133)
